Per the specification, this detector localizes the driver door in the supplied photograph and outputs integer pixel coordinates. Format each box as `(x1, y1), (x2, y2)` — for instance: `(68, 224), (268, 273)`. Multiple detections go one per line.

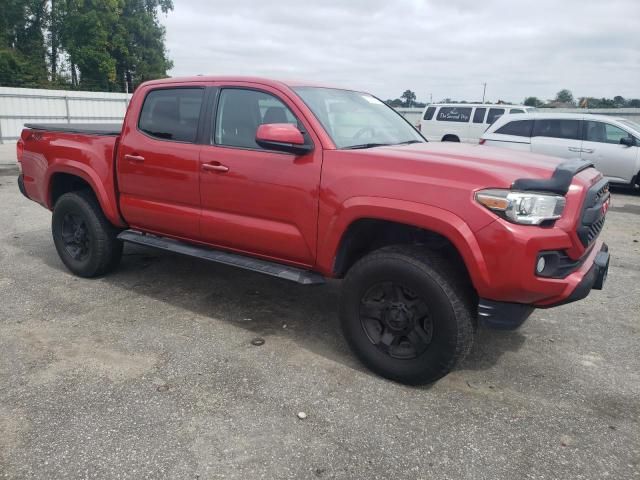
(198, 85), (322, 266)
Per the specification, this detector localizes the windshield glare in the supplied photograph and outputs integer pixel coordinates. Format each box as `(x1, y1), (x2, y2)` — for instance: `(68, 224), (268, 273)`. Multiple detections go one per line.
(619, 119), (640, 134)
(293, 87), (425, 149)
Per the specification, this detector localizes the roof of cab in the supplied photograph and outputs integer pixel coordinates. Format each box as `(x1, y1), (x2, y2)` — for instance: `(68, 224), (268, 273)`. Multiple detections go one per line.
(140, 76), (345, 90)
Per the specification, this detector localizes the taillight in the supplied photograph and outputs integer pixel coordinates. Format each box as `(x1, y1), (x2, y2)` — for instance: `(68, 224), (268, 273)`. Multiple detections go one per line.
(16, 139), (24, 162)
(478, 138), (486, 145)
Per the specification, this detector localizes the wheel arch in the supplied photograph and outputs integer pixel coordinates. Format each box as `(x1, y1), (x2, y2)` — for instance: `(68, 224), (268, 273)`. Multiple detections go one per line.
(46, 164), (125, 227)
(318, 197), (491, 294)
(441, 134), (460, 142)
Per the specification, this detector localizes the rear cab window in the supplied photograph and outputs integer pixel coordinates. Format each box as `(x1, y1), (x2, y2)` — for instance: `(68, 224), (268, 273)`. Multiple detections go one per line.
(436, 107), (472, 122)
(138, 88), (205, 142)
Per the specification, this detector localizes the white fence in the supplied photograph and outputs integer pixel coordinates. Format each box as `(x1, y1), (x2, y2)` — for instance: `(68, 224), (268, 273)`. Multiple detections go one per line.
(2, 87), (639, 143)
(0, 87), (131, 144)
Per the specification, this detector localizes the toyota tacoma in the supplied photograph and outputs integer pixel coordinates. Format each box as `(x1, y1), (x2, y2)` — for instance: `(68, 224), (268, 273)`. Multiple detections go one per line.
(16, 76), (610, 384)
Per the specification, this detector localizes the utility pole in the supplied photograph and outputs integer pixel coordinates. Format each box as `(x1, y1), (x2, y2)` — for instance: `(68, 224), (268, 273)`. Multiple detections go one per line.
(482, 83), (487, 103)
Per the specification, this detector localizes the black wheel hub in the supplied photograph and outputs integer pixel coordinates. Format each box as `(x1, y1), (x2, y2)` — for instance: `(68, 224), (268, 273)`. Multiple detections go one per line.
(359, 282), (433, 359)
(61, 213), (90, 261)
(385, 303), (414, 333)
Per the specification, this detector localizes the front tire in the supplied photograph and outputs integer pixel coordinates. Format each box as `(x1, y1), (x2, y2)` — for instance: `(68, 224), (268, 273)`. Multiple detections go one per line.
(52, 191), (122, 277)
(340, 245), (474, 384)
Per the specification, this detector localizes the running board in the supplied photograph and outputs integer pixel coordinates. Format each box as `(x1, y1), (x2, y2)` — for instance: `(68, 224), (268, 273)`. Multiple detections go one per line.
(117, 230), (325, 285)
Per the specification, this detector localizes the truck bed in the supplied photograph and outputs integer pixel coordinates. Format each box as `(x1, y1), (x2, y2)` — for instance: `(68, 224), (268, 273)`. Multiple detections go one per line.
(24, 123), (122, 136)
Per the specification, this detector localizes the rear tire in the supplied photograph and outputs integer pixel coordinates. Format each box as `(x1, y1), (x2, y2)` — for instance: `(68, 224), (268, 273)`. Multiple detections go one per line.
(52, 191), (122, 277)
(442, 135), (460, 142)
(340, 245), (474, 384)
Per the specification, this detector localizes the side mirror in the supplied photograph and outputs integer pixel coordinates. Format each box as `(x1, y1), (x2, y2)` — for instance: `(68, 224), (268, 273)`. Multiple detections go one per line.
(620, 136), (636, 147)
(256, 123), (313, 155)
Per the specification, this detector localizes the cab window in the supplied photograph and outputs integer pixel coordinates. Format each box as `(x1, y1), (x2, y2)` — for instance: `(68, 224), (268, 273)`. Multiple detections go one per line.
(214, 89), (298, 149)
(138, 88), (204, 142)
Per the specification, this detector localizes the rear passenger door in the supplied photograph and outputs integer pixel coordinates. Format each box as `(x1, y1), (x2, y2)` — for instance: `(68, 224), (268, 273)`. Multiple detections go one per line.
(530, 118), (582, 159)
(117, 86), (206, 239)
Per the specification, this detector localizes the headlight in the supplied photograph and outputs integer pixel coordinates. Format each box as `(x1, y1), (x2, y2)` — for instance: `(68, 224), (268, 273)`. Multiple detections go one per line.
(475, 189), (566, 225)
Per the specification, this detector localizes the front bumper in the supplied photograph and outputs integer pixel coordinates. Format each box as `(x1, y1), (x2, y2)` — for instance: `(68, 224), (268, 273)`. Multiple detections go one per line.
(548, 243), (609, 307)
(479, 243), (609, 329)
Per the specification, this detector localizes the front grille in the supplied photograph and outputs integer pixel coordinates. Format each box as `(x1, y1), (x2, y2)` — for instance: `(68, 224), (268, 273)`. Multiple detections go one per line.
(586, 216), (606, 244)
(577, 179), (609, 247)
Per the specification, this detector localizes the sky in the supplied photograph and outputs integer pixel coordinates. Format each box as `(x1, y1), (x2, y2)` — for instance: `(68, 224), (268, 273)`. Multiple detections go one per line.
(163, 0), (640, 104)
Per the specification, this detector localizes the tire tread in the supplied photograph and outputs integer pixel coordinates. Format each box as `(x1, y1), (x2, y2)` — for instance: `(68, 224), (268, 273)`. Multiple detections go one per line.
(340, 244), (475, 384)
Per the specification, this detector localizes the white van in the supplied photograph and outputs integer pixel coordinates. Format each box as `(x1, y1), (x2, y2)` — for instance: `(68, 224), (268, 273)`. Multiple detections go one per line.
(418, 103), (536, 143)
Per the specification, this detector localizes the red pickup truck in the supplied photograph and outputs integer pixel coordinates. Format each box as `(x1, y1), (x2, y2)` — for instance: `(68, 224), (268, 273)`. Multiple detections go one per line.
(16, 76), (610, 384)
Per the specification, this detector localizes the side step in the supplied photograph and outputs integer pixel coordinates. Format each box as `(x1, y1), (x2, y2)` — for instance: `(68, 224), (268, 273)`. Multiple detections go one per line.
(117, 230), (325, 285)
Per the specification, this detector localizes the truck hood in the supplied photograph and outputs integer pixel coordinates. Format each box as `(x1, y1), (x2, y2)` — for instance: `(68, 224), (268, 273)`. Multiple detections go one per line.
(363, 142), (564, 188)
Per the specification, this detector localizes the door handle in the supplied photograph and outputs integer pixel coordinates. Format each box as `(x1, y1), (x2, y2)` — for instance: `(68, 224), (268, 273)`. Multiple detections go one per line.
(581, 148), (594, 154)
(124, 154), (145, 162)
(202, 163), (229, 173)
(568, 147), (581, 152)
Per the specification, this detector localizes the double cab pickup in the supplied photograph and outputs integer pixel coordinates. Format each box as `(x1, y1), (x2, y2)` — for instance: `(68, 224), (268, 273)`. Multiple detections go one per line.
(17, 76), (610, 384)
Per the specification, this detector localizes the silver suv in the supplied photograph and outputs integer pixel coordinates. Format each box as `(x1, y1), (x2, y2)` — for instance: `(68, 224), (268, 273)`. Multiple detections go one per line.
(481, 113), (640, 186)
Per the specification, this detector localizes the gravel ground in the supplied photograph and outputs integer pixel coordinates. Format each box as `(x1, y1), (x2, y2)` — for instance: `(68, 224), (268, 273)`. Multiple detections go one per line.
(0, 170), (638, 480)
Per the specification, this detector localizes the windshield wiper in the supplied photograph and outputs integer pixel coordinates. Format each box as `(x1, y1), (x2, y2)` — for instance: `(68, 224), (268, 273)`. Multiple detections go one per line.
(393, 140), (424, 145)
(343, 142), (391, 150)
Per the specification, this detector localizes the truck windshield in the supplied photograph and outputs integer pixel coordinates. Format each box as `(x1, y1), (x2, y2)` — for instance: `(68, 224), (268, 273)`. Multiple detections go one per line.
(293, 87), (425, 149)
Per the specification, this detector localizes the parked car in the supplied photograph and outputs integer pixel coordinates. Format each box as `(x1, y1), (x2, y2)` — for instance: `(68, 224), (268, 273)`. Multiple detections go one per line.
(418, 103), (536, 143)
(481, 113), (640, 187)
(16, 76), (610, 384)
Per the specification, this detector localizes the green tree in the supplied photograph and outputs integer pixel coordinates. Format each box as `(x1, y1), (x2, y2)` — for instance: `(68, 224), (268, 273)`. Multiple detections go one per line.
(58, 0), (122, 90)
(0, 0), (49, 87)
(1, 0), (174, 91)
(385, 98), (403, 108)
(401, 89), (417, 107)
(613, 96), (626, 107)
(523, 96), (544, 107)
(112, 0), (173, 91)
(554, 89), (575, 105)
